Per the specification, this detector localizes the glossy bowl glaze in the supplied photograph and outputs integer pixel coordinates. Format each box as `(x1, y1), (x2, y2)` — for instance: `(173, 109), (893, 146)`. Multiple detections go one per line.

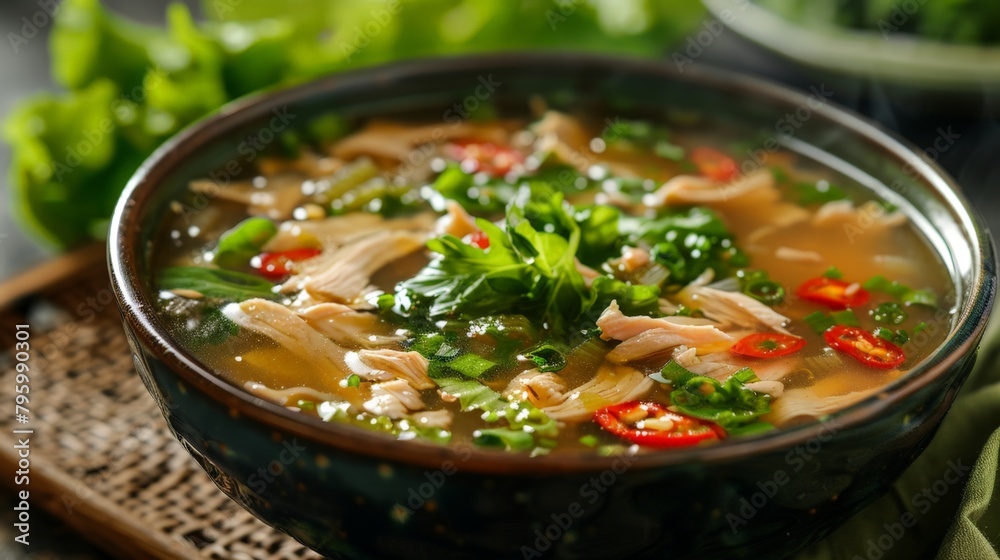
(109, 54), (996, 560)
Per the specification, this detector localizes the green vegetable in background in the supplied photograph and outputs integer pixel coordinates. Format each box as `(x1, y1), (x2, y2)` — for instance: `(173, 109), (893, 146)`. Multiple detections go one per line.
(4, 0), (706, 249)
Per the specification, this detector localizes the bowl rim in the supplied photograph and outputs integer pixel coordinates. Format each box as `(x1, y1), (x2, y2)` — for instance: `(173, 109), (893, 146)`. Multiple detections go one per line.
(109, 52), (997, 474)
(701, 0), (1000, 91)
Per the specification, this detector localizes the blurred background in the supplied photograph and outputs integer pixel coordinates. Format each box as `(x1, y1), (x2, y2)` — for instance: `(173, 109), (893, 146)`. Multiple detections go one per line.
(0, 0), (997, 557)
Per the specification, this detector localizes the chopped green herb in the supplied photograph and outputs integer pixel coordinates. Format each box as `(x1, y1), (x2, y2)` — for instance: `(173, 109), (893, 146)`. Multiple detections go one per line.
(579, 435), (599, 447)
(524, 344), (567, 373)
(864, 276), (938, 308)
(474, 428), (534, 451)
(823, 266), (843, 280)
(654, 141), (685, 161)
(295, 400), (316, 411)
(447, 354), (497, 379)
(743, 279), (785, 306)
(874, 327), (910, 345)
(804, 311), (836, 334)
(871, 302), (907, 325)
(655, 363), (772, 432)
(794, 181), (849, 205)
(831, 309), (860, 327)
(214, 217), (277, 269)
(346, 374), (361, 388)
(913, 322), (929, 336)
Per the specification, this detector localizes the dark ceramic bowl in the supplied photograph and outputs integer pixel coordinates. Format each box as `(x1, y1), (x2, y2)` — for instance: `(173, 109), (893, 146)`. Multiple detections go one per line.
(109, 54), (996, 560)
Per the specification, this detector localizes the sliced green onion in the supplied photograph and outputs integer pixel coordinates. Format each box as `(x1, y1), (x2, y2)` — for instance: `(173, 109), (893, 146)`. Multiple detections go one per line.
(823, 266), (843, 280)
(804, 311), (835, 334)
(579, 435), (599, 447)
(743, 279), (785, 306)
(831, 309), (859, 327)
(524, 344), (567, 373)
(214, 217), (277, 269)
(296, 400), (316, 411)
(447, 354), (497, 379)
(902, 289), (937, 307)
(871, 302), (907, 325)
(346, 374), (361, 388)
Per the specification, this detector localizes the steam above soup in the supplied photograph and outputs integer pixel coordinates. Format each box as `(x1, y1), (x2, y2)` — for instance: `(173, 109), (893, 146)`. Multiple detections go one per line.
(153, 106), (951, 455)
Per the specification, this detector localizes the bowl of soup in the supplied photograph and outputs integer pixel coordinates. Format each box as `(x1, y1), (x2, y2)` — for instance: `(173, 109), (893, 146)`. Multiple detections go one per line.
(108, 54), (995, 559)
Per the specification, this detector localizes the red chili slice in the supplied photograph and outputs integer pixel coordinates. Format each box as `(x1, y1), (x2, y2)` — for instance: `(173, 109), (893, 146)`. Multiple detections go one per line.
(593, 401), (724, 448)
(796, 277), (870, 309)
(690, 147), (739, 182)
(468, 230), (490, 249)
(731, 333), (806, 359)
(824, 325), (906, 369)
(445, 139), (524, 177)
(255, 248), (322, 279)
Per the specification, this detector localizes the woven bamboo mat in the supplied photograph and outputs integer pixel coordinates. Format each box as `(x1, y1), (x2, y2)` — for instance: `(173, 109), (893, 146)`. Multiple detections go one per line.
(0, 246), (325, 560)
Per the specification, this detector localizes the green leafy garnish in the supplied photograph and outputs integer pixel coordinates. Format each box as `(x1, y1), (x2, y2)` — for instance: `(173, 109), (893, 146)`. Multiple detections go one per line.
(159, 266), (277, 301)
(823, 266), (843, 280)
(214, 217), (277, 269)
(874, 327), (910, 346)
(398, 188), (589, 332)
(591, 277), (661, 317)
(653, 362), (773, 433)
(629, 207), (748, 287)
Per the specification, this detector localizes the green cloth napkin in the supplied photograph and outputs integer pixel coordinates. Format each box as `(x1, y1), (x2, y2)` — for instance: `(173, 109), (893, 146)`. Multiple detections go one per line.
(796, 313), (1000, 560)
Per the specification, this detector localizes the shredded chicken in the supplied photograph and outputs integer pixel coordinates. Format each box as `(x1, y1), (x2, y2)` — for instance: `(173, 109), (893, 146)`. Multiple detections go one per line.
(283, 230), (427, 303)
(669, 346), (799, 382)
(812, 200), (907, 231)
(242, 383), (343, 408)
(223, 299), (363, 406)
(358, 349), (435, 391)
(543, 365), (653, 421)
(678, 285), (792, 334)
(298, 303), (404, 348)
(597, 300), (732, 363)
(775, 246), (824, 264)
(409, 410), (453, 430)
(597, 300), (731, 343)
(767, 387), (878, 426)
(647, 169), (809, 229)
(363, 379), (425, 419)
(263, 212), (435, 253)
(502, 369), (568, 408)
(435, 200), (480, 238)
(744, 380), (785, 398)
(190, 174), (305, 220)
(332, 120), (510, 162)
